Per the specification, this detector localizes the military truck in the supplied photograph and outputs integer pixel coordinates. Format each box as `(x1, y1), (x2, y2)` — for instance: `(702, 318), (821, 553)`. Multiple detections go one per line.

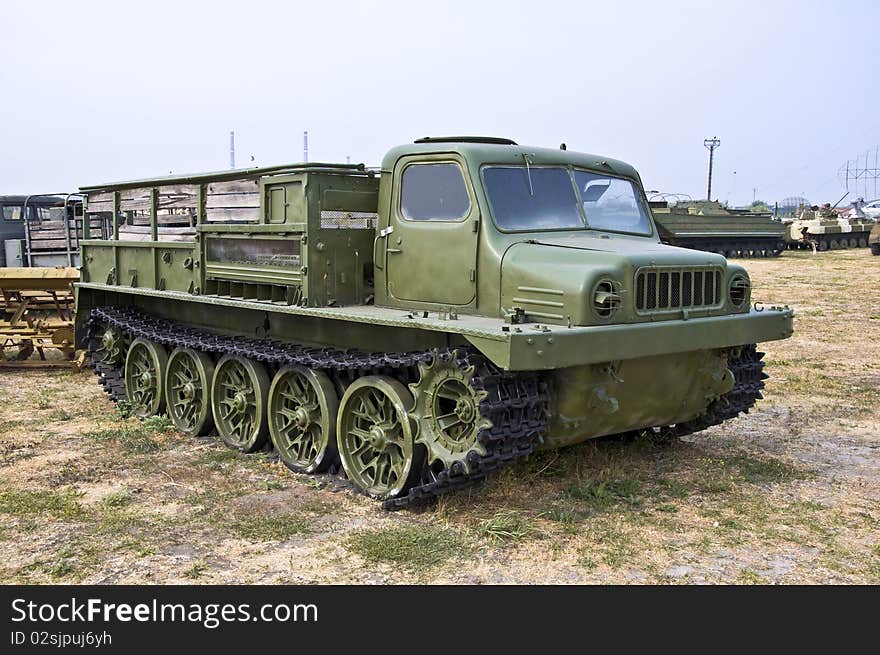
(785, 204), (876, 251)
(649, 200), (786, 257)
(74, 137), (793, 509)
(0, 195), (90, 267)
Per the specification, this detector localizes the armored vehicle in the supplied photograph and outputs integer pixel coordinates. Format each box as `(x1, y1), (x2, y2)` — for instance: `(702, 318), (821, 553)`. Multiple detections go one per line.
(785, 205), (876, 251)
(74, 137), (793, 508)
(649, 200), (786, 257)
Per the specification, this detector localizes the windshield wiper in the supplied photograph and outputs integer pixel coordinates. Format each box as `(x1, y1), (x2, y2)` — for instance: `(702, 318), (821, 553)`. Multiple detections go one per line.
(522, 154), (534, 196)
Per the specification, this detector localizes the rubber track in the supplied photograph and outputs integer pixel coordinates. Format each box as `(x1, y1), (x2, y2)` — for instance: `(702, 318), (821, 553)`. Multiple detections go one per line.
(85, 307), (548, 510)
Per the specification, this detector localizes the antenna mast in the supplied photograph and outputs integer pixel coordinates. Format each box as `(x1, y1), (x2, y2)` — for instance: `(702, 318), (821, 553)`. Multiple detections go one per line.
(838, 146), (880, 200)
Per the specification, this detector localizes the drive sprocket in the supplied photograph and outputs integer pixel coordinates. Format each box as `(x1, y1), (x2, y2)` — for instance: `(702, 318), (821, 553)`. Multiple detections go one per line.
(408, 349), (491, 473)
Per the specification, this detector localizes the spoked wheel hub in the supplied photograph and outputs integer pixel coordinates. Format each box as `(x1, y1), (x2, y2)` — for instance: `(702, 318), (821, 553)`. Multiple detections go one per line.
(268, 365), (338, 473)
(337, 376), (423, 500)
(165, 348), (215, 437)
(409, 351), (490, 473)
(211, 355), (270, 452)
(124, 338), (168, 418)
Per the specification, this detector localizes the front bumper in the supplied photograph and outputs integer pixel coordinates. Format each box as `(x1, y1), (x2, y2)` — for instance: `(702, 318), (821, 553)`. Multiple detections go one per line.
(466, 305), (794, 371)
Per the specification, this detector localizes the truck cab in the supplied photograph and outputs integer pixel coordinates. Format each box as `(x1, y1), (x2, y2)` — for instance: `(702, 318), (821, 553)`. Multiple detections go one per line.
(376, 137), (753, 328)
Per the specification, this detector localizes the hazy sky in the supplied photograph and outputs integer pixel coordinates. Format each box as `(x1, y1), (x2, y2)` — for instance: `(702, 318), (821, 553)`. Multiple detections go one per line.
(2, 0), (878, 205)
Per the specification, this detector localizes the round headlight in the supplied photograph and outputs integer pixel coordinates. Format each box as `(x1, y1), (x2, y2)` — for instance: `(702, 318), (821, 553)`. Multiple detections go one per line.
(729, 274), (750, 308)
(592, 279), (622, 318)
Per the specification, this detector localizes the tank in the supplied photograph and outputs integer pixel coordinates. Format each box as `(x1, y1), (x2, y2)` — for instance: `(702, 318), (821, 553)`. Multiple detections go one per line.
(74, 138), (794, 509)
(785, 204), (876, 251)
(869, 223), (880, 255)
(650, 200), (786, 257)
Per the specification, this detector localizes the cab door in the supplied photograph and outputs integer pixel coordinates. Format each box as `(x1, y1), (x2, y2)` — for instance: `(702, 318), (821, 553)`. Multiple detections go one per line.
(385, 156), (478, 305)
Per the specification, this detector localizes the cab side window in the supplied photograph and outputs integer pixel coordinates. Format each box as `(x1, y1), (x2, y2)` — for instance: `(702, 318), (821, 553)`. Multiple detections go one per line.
(400, 163), (470, 221)
(2, 205), (22, 221)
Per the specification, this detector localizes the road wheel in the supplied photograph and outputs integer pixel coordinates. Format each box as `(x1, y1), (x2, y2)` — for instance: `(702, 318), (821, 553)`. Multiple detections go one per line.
(211, 355), (269, 452)
(268, 365), (338, 473)
(124, 338), (168, 418)
(337, 376), (424, 500)
(165, 348), (214, 437)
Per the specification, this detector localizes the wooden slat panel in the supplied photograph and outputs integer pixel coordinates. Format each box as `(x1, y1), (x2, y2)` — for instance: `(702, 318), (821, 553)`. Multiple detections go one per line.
(205, 207), (260, 222)
(158, 197), (197, 210)
(205, 193), (261, 209)
(120, 198), (152, 211)
(157, 184), (199, 196)
(31, 220), (67, 229)
(208, 180), (259, 194)
(127, 215), (194, 226)
(27, 239), (71, 249)
(25, 230), (70, 238)
(88, 192), (113, 204)
(120, 188), (152, 201)
(86, 202), (114, 213)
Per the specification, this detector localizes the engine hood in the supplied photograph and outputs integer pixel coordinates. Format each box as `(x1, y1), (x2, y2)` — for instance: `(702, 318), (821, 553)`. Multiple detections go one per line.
(514, 234), (728, 268)
(499, 235), (740, 327)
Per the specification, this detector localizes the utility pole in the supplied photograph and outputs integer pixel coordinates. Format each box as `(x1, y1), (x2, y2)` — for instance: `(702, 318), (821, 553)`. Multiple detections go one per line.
(303, 131), (309, 163)
(229, 131), (235, 169)
(704, 136), (721, 200)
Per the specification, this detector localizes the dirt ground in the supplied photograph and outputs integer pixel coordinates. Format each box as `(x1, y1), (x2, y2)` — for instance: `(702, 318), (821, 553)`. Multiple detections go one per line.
(1, 249), (878, 584)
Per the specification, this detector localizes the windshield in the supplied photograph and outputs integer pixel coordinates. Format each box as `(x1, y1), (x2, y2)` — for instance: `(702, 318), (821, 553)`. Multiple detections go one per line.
(573, 170), (652, 235)
(482, 165), (652, 235)
(483, 166), (583, 230)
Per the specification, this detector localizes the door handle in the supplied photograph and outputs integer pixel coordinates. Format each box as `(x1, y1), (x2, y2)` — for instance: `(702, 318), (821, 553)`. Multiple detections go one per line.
(387, 248), (403, 254)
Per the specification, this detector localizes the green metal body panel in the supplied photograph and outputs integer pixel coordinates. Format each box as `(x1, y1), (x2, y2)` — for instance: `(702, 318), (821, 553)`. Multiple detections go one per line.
(74, 140), (794, 450)
(74, 282), (791, 370)
(545, 349), (733, 448)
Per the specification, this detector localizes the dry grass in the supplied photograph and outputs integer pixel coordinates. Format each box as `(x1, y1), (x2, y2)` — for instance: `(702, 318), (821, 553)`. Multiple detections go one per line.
(0, 249), (878, 584)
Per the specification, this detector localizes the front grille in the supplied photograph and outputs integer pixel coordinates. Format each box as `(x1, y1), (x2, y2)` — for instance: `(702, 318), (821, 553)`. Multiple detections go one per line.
(635, 267), (723, 312)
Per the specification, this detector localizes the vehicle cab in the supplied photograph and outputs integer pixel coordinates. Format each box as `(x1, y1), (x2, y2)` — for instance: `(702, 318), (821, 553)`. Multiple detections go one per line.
(374, 137), (752, 327)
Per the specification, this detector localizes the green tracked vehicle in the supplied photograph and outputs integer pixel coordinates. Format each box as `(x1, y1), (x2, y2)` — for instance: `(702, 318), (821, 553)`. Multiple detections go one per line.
(649, 200), (786, 258)
(74, 137), (794, 509)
